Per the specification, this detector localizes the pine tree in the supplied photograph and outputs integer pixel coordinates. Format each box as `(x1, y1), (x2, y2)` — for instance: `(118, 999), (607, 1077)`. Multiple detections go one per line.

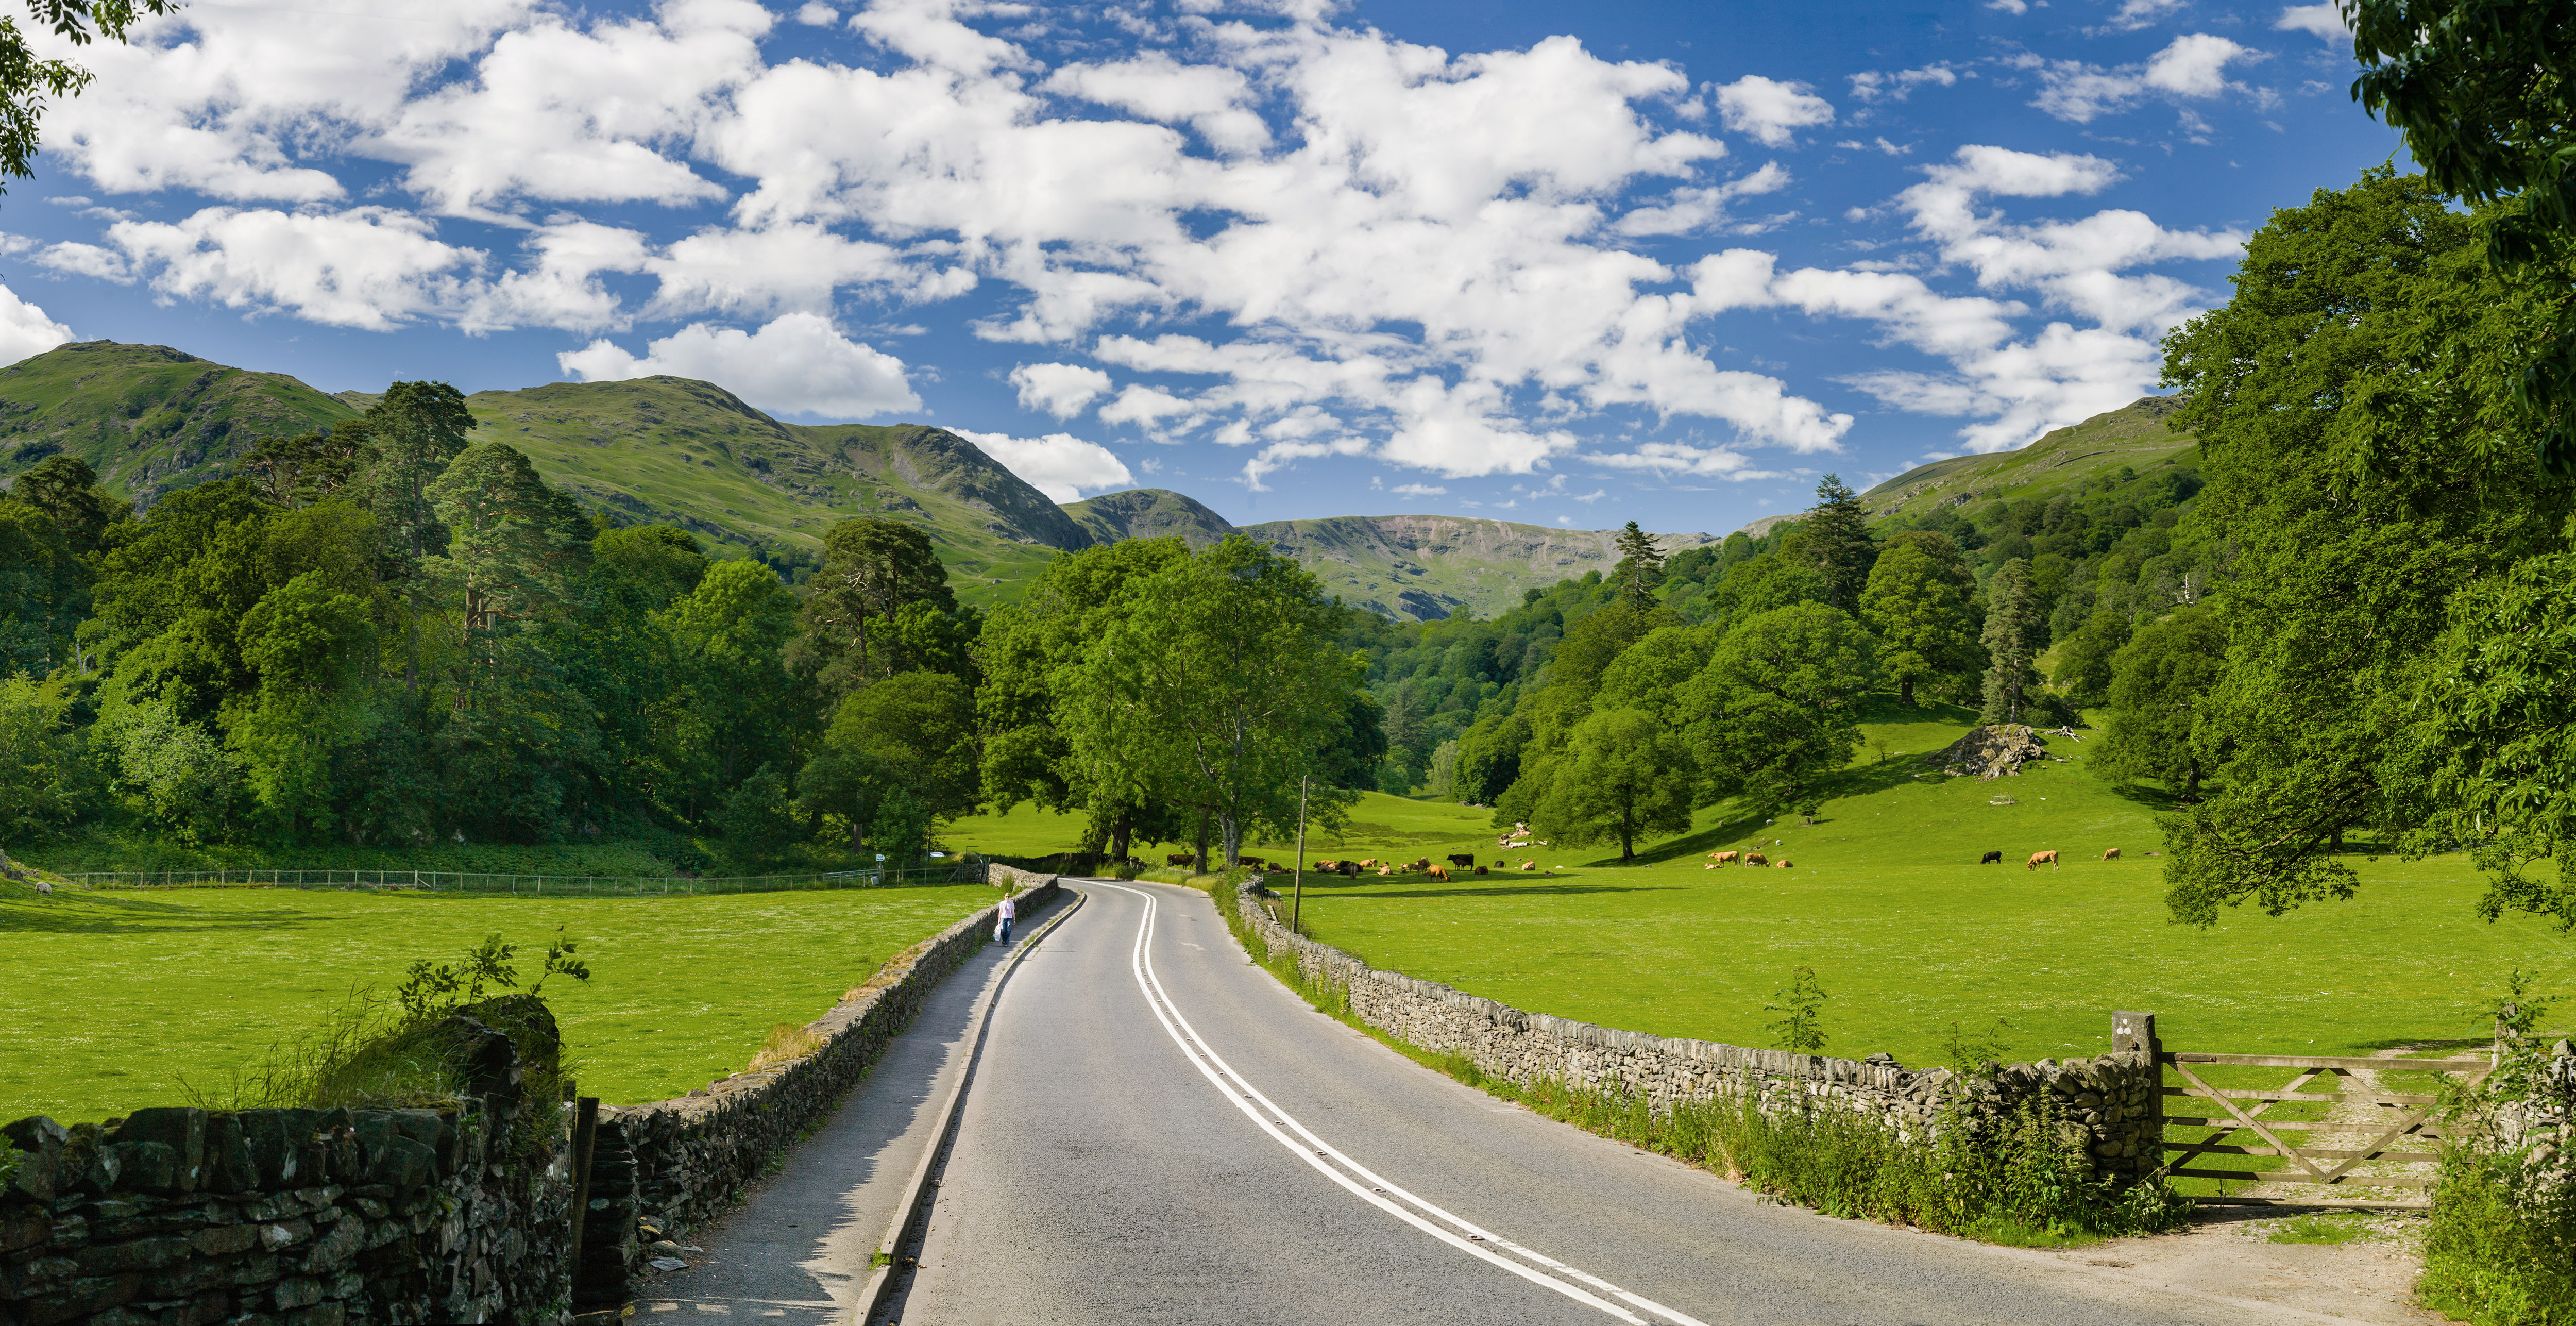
(1801, 475), (1877, 612)
(1979, 558), (2046, 725)
(1611, 521), (1666, 608)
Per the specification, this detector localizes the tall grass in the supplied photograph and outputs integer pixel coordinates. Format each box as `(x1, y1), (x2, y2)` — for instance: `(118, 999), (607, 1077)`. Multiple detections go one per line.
(1205, 875), (2185, 1246)
(2420, 1147), (2576, 1324)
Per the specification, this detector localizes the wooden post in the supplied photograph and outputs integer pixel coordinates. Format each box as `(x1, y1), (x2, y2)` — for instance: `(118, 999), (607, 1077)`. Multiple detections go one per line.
(1293, 775), (1309, 936)
(567, 1095), (601, 1278)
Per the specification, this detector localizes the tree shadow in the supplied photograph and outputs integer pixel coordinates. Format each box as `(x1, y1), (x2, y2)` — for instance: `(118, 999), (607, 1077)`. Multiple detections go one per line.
(1324, 882), (1674, 901)
(0, 893), (328, 937)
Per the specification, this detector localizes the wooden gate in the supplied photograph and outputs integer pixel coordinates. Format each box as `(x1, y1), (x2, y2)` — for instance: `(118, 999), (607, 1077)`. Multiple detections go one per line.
(2147, 1030), (2489, 1210)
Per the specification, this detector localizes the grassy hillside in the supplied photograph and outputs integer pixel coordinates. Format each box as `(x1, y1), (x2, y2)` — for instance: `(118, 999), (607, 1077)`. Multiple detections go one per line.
(1241, 514), (1717, 622)
(1859, 396), (2195, 522)
(1062, 486), (1239, 548)
(0, 341), (355, 503)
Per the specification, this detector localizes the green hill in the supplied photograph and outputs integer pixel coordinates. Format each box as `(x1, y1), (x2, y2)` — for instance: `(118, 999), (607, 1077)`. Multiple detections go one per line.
(1238, 514), (1716, 622)
(0, 341), (357, 500)
(1858, 396), (2194, 522)
(1062, 486), (1240, 548)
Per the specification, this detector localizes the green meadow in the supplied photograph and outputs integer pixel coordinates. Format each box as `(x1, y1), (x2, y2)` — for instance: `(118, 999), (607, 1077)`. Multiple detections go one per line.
(0, 881), (996, 1125)
(952, 700), (2574, 1070)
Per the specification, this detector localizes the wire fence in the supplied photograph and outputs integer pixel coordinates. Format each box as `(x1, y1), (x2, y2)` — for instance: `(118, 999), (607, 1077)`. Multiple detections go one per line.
(66, 862), (987, 896)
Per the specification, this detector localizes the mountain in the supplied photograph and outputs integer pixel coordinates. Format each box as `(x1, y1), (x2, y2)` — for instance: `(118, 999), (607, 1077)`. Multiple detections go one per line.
(1061, 487), (1240, 548)
(0, 341), (1710, 619)
(1857, 396), (2194, 523)
(1236, 514), (1716, 622)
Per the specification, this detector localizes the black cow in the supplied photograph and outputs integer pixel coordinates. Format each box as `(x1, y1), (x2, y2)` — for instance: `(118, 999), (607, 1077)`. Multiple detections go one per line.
(1979, 850), (2004, 865)
(1446, 853), (1477, 868)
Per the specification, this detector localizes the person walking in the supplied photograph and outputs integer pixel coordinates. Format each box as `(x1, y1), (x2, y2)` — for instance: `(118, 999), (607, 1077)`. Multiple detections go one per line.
(995, 891), (1016, 943)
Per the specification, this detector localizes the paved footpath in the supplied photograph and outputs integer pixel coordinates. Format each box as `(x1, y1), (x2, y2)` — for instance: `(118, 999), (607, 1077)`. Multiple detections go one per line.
(677, 881), (2374, 1325)
(634, 888), (1069, 1325)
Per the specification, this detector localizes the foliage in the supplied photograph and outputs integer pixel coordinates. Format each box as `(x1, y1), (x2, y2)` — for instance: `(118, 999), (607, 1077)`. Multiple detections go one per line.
(1765, 965), (1829, 1053)
(1610, 520), (1666, 609)
(0, 0), (177, 184)
(0, 673), (87, 837)
(798, 669), (977, 849)
(396, 929), (591, 1020)
(2351, 0), (2576, 475)
(1798, 474), (1878, 613)
(2090, 605), (2222, 800)
(791, 517), (967, 703)
(717, 765), (796, 869)
(1860, 531), (1980, 707)
(1531, 708), (1694, 862)
(1978, 559), (2046, 724)
(1689, 603), (1875, 814)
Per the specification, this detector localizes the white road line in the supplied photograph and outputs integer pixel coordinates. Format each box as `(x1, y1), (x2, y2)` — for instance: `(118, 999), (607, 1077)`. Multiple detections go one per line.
(1091, 882), (1708, 1326)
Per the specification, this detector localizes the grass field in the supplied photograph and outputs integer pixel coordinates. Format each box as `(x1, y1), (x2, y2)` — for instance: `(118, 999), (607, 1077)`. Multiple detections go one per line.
(0, 880), (997, 1125)
(951, 699), (2575, 1071)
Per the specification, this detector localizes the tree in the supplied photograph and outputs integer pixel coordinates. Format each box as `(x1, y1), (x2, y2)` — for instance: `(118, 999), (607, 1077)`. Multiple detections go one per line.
(1978, 559), (2045, 724)
(1533, 708), (1696, 862)
(792, 518), (959, 704)
(796, 669), (978, 848)
(2350, 0), (2576, 473)
(662, 558), (809, 812)
(243, 427), (370, 510)
(12, 455), (122, 554)
(2155, 170), (2573, 927)
(1801, 474), (1877, 613)
(2050, 608), (2132, 707)
(1451, 710), (1528, 806)
(1071, 536), (1360, 866)
(0, 674), (88, 838)
(1591, 623), (1714, 732)
(1688, 603), (1876, 815)
(358, 382), (477, 566)
(1705, 552), (1831, 632)
(226, 570), (380, 841)
(717, 765), (796, 870)
(0, 0), (177, 186)
(1859, 532), (1979, 706)
(2090, 606), (2222, 799)
(425, 442), (592, 644)
(1611, 521), (1665, 609)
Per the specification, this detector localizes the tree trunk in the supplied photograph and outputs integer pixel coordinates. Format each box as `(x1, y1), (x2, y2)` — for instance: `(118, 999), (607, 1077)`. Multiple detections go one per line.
(1221, 814), (1241, 868)
(1900, 676), (1915, 707)
(1195, 807), (1210, 874)
(1110, 806), (1132, 863)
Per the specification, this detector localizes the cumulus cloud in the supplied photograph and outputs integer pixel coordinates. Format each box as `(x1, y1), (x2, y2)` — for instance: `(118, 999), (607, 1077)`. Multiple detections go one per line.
(2275, 3), (2353, 40)
(1389, 482), (1447, 498)
(94, 206), (483, 330)
(1848, 64), (1958, 103)
(2099, 0), (2187, 32)
(2023, 34), (2267, 123)
(558, 313), (921, 417)
(1587, 441), (1781, 480)
(1010, 362), (1113, 418)
(1714, 75), (1834, 146)
(954, 428), (1133, 500)
(1612, 162), (1790, 237)
(0, 286), (73, 366)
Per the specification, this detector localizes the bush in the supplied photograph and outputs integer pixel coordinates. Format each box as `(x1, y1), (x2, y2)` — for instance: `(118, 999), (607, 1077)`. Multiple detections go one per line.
(2421, 1148), (2576, 1324)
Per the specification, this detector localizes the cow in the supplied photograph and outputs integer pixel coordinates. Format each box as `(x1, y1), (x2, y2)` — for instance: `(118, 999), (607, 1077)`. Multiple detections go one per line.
(1358, 858), (1379, 869)
(1239, 857), (1267, 869)
(1742, 852), (1768, 866)
(1167, 853), (1196, 867)
(1427, 864), (1450, 881)
(2101, 847), (2121, 861)
(1775, 859), (1794, 869)
(2027, 850), (2060, 870)
(1473, 865), (1489, 876)
(1709, 850), (1740, 865)
(1378, 865), (1395, 876)
(1339, 861), (1361, 877)
(1312, 860), (1339, 872)
(1447, 853), (1477, 868)
(1404, 858), (1432, 872)
(1519, 860), (1539, 871)
(1979, 850), (2004, 865)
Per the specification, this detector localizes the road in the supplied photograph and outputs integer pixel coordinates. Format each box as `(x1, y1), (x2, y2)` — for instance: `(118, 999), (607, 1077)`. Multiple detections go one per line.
(879, 880), (2359, 1325)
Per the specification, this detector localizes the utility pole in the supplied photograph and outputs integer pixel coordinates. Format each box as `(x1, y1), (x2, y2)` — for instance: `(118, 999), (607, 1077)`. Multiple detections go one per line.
(1293, 774), (1309, 935)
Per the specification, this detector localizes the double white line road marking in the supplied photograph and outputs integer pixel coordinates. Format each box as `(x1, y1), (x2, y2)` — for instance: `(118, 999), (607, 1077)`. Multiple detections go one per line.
(1091, 882), (1709, 1326)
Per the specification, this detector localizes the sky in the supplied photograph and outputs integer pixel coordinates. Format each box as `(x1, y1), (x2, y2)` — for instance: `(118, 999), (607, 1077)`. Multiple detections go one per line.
(0, 0), (2404, 536)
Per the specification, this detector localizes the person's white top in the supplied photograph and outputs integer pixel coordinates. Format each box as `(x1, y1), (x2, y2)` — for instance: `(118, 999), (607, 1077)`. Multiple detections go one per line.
(999, 896), (1017, 919)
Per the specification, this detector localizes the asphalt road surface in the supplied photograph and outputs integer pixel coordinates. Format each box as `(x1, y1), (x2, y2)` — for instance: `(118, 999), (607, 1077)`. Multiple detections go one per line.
(878, 880), (2360, 1325)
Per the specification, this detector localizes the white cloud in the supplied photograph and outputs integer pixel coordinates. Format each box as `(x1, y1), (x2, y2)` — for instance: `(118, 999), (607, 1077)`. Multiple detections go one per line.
(954, 428), (1133, 500)
(1044, 51), (1270, 154)
(796, 3), (837, 24)
(1987, 0), (2028, 10)
(1714, 75), (1834, 147)
(1389, 482), (1448, 498)
(1569, 488), (1607, 502)
(2100, 0), (2187, 32)
(558, 313), (921, 417)
(1243, 435), (1369, 491)
(99, 206), (483, 330)
(1848, 64), (1958, 103)
(0, 286), (73, 366)
(1612, 162), (1790, 237)
(2024, 34), (2267, 123)
(1011, 362), (1114, 419)
(2275, 4), (2352, 40)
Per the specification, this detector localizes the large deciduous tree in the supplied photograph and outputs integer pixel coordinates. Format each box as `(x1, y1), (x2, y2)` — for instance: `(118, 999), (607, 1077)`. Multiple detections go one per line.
(2090, 605), (2222, 799)
(1860, 531), (1980, 706)
(1072, 536), (1360, 867)
(1534, 708), (1696, 862)
(1689, 603), (1876, 815)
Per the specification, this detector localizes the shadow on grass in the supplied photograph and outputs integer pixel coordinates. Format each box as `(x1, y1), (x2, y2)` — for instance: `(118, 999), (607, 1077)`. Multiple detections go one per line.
(0, 893), (322, 936)
(1323, 883), (1674, 901)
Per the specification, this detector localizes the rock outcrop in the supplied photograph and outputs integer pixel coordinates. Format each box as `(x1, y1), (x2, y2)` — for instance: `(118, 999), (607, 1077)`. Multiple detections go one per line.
(1926, 724), (2050, 779)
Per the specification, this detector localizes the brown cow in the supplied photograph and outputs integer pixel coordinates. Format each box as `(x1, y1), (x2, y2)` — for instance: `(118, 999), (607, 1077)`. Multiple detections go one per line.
(1708, 850), (1740, 865)
(1167, 853), (1196, 867)
(1742, 852), (1768, 866)
(2027, 850), (2059, 870)
(1518, 860), (1539, 871)
(1358, 858), (1379, 869)
(1427, 864), (1450, 881)
(1473, 865), (1489, 875)
(2101, 847), (2121, 861)
(1775, 859), (1794, 869)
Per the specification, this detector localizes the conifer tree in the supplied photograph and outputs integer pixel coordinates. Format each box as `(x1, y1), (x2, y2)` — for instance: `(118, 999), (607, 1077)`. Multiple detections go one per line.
(1978, 558), (2046, 725)
(1801, 474), (1877, 612)
(1611, 521), (1665, 608)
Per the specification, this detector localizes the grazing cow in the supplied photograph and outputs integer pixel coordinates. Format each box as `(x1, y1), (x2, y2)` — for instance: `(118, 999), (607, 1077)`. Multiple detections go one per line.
(2027, 850), (2059, 870)
(1447, 853), (1477, 868)
(1312, 860), (1338, 872)
(2101, 847), (2121, 861)
(1427, 864), (1449, 881)
(1339, 861), (1360, 877)
(1405, 858), (1432, 872)
(1709, 850), (1740, 865)
(1979, 850), (2004, 865)
(1742, 852), (1768, 866)
(1775, 859), (1794, 869)
(1239, 857), (1266, 869)
(1167, 853), (1196, 867)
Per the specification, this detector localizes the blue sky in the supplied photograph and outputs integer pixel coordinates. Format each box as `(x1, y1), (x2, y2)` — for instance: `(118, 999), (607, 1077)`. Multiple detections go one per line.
(0, 0), (2402, 536)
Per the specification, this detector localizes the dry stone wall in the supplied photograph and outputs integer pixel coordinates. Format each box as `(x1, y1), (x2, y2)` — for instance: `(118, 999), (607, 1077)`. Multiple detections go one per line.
(1232, 881), (2158, 1182)
(590, 878), (1058, 1296)
(0, 1098), (570, 1326)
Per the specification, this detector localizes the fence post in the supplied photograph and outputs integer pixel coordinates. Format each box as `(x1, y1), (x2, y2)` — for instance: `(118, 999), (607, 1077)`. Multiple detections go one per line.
(2113, 1010), (2163, 1184)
